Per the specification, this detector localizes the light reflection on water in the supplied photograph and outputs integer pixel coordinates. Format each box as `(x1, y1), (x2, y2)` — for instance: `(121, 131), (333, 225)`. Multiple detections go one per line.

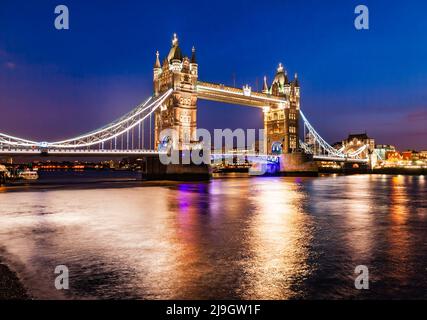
(0, 174), (426, 299)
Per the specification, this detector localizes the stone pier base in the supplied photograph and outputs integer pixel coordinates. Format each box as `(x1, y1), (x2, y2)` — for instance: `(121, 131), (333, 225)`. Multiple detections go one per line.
(142, 156), (211, 181)
(0, 172), (6, 185)
(279, 153), (319, 176)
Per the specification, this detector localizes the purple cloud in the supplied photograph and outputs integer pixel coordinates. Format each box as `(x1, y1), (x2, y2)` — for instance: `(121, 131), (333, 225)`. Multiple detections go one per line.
(406, 109), (427, 122)
(4, 61), (16, 70)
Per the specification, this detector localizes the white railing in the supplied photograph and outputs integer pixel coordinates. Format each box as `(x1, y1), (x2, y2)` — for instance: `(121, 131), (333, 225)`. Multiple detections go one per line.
(0, 89), (173, 151)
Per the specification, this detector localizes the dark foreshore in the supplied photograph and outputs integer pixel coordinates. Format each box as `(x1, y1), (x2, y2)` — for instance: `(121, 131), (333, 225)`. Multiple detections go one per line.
(0, 261), (29, 300)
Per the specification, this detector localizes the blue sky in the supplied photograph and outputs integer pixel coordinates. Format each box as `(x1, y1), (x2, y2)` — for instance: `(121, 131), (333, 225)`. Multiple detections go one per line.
(0, 0), (426, 150)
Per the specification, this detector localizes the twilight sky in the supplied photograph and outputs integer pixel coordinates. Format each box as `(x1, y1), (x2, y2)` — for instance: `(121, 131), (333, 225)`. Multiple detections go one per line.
(0, 0), (426, 150)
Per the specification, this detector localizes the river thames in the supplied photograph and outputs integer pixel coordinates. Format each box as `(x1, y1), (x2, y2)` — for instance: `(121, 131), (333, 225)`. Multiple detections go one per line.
(0, 173), (426, 299)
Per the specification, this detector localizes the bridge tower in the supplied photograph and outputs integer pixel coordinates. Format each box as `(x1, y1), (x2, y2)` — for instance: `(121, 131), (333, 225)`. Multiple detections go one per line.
(153, 34), (199, 151)
(263, 64), (300, 154)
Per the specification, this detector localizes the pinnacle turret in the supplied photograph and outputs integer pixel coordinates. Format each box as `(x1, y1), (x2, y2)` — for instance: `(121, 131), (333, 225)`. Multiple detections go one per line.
(168, 33), (183, 62)
(262, 76), (269, 93)
(154, 51), (161, 69)
(294, 72), (299, 87)
(191, 46), (197, 64)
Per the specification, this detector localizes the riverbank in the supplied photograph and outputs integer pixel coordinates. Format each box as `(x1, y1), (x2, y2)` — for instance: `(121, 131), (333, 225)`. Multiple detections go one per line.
(372, 167), (427, 175)
(0, 261), (29, 300)
(319, 167), (427, 175)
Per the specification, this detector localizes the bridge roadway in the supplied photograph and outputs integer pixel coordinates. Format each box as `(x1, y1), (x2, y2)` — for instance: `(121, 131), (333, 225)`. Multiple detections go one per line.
(0, 148), (368, 163)
(0, 148), (276, 161)
(0, 148), (162, 157)
(312, 155), (368, 163)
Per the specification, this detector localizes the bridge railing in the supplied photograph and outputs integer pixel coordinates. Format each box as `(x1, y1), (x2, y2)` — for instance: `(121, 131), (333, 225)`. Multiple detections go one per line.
(0, 89), (173, 152)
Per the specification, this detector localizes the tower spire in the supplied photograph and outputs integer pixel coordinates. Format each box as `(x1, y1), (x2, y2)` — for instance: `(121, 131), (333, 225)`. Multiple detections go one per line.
(294, 72), (299, 87)
(172, 33), (178, 47)
(262, 76), (269, 93)
(167, 33), (183, 62)
(154, 50), (161, 68)
(191, 46), (197, 64)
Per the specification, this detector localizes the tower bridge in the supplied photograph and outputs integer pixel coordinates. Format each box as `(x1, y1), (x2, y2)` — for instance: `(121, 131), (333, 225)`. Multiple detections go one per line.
(153, 35), (300, 155)
(0, 34), (375, 179)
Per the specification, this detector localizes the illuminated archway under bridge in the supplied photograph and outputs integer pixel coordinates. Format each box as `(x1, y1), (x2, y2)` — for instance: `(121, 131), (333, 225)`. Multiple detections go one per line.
(0, 34), (372, 169)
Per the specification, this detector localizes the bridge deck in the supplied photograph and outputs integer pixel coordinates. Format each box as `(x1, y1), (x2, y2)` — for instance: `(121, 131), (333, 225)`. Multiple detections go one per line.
(0, 148), (368, 163)
(0, 149), (161, 157)
(313, 155), (368, 163)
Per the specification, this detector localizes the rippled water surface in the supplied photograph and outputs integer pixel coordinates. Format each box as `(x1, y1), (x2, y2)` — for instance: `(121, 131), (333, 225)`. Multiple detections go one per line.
(0, 174), (426, 299)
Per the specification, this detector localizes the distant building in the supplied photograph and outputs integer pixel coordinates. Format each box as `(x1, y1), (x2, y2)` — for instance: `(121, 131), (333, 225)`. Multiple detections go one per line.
(386, 151), (402, 161)
(401, 150), (421, 161)
(420, 151), (427, 159)
(342, 133), (375, 159)
(375, 144), (396, 160)
(412, 151), (420, 161)
(343, 133), (375, 149)
(401, 151), (413, 161)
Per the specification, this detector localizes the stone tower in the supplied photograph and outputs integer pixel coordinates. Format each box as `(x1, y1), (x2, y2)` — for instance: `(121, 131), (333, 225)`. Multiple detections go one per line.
(153, 34), (199, 151)
(263, 64), (300, 154)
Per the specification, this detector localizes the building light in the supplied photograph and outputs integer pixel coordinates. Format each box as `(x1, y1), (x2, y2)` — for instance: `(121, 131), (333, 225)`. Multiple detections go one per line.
(243, 85), (252, 97)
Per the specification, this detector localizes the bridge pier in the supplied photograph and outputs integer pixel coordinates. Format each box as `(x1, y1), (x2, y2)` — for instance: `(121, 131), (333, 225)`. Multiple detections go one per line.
(278, 152), (318, 176)
(0, 171), (7, 185)
(341, 161), (369, 174)
(142, 155), (211, 181)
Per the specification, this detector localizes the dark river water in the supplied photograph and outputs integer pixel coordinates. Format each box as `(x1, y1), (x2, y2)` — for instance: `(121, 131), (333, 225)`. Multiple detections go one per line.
(0, 172), (426, 299)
